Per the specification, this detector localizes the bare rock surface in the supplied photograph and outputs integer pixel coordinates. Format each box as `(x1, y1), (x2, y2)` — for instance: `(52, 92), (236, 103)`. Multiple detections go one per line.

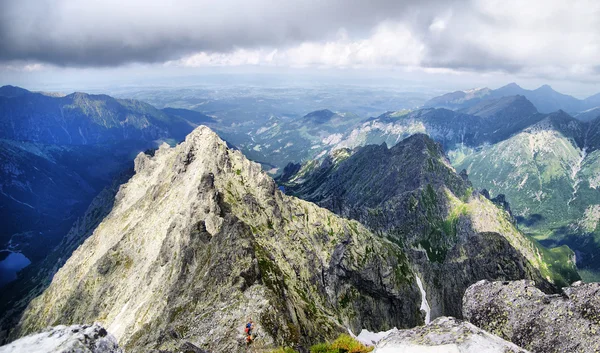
(374, 316), (529, 353)
(463, 280), (600, 353)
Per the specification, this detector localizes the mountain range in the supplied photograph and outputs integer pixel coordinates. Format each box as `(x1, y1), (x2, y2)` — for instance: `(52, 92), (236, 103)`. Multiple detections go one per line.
(2, 126), (577, 352)
(0, 83), (599, 352)
(424, 83), (600, 114)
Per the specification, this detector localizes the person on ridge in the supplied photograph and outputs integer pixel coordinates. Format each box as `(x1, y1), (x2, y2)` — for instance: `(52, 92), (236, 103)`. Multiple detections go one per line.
(245, 318), (255, 344)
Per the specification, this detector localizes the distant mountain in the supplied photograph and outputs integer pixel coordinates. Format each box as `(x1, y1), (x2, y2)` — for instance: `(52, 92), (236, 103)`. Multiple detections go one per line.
(575, 107), (600, 122)
(423, 88), (491, 110)
(584, 92), (600, 108)
(0, 86), (199, 145)
(332, 96), (544, 152)
(452, 112), (600, 280)
(281, 134), (578, 318)
(235, 109), (364, 173)
(0, 86), (30, 98)
(425, 83), (599, 114)
(303, 109), (337, 124)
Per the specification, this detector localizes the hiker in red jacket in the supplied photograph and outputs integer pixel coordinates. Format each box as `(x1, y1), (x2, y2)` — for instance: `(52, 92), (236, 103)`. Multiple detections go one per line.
(245, 318), (255, 344)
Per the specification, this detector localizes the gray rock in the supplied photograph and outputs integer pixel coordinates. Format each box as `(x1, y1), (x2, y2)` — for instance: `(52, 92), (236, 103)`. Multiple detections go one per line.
(463, 280), (600, 353)
(374, 316), (529, 353)
(0, 323), (122, 353)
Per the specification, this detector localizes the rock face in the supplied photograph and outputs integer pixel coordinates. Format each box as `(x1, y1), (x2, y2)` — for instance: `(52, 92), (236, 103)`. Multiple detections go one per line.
(463, 280), (600, 353)
(281, 134), (578, 319)
(0, 323), (122, 353)
(12, 126), (423, 352)
(374, 316), (529, 353)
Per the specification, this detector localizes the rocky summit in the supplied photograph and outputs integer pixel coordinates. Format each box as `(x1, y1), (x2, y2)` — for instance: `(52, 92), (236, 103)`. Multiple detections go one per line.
(374, 316), (529, 353)
(281, 133), (579, 319)
(463, 280), (600, 353)
(10, 126), (424, 352)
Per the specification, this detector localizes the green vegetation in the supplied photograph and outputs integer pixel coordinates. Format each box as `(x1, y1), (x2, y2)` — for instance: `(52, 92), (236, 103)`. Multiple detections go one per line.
(310, 334), (374, 353)
(268, 333), (374, 353)
(531, 239), (580, 287)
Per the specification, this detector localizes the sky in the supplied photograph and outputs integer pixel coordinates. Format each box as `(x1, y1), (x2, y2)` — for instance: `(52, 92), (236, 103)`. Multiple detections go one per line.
(1, 0), (600, 97)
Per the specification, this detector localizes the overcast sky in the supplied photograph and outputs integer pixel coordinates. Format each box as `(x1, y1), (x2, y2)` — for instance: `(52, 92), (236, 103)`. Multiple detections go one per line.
(1, 0), (600, 96)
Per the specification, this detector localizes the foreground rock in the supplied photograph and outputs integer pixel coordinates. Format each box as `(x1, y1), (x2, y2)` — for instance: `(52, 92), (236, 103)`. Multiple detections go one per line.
(11, 126), (422, 352)
(374, 316), (529, 353)
(463, 280), (600, 353)
(0, 324), (122, 353)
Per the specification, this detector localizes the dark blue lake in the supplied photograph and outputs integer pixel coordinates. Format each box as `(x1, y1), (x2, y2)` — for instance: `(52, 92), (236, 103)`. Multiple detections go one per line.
(0, 252), (31, 287)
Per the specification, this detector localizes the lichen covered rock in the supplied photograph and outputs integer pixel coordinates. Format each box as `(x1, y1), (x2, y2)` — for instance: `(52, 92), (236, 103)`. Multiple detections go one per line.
(463, 280), (600, 353)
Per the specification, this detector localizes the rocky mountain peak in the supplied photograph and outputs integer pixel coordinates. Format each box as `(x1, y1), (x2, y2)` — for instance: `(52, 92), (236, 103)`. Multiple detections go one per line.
(12, 125), (423, 352)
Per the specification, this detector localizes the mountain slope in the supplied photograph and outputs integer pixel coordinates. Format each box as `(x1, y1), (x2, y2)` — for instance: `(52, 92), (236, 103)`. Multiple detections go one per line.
(575, 107), (600, 122)
(280, 134), (578, 319)
(12, 126), (423, 352)
(0, 87), (196, 145)
(452, 113), (600, 280)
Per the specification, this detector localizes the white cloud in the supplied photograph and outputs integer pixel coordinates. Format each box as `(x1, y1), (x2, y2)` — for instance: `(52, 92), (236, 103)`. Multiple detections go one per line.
(168, 22), (425, 69)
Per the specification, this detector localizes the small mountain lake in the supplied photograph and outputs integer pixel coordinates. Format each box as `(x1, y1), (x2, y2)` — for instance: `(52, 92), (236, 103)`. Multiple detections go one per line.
(0, 251), (31, 287)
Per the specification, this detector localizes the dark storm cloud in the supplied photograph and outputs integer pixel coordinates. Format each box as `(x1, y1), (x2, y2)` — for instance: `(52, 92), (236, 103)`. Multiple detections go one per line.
(0, 0), (456, 67)
(1, 0), (599, 79)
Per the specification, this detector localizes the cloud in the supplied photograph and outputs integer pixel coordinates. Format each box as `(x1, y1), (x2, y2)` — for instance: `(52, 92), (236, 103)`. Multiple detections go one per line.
(0, 0), (446, 66)
(1, 0), (600, 83)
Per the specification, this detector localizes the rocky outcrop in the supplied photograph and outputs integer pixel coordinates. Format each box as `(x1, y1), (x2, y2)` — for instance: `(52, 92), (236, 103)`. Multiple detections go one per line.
(281, 134), (578, 319)
(463, 280), (600, 353)
(11, 126), (423, 352)
(374, 316), (529, 353)
(0, 323), (122, 353)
